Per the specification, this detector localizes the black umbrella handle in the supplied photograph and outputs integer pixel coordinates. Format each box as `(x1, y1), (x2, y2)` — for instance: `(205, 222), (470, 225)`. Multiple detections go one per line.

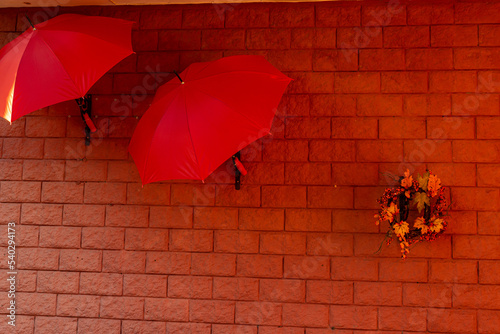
(75, 95), (95, 146)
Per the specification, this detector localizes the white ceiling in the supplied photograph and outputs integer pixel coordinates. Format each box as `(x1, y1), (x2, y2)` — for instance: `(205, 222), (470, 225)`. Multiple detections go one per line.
(1, 0), (335, 7)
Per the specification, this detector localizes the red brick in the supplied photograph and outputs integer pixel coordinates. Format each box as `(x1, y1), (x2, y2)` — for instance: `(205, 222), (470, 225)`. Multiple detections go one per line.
(182, 7), (224, 28)
(132, 30), (158, 51)
(270, 5), (314, 27)
(330, 305), (377, 330)
(260, 279), (305, 302)
(261, 186), (306, 208)
(307, 233), (353, 256)
(354, 282), (402, 306)
(480, 25), (500, 46)
(140, 8), (182, 28)
(428, 117), (475, 139)
(168, 275), (211, 299)
(330, 118), (377, 139)
(212, 324), (256, 334)
(431, 25), (478, 48)
(310, 95), (356, 117)
(478, 310), (500, 334)
(480, 261), (500, 284)
(404, 139), (452, 162)
(39, 226), (80, 248)
(285, 163), (331, 185)
(316, 5), (361, 27)
(260, 232), (306, 255)
(0, 181), (40, 202)
(379, 306), (427, 331)
(331, 257), (378, 281)
(80, 272), (123, 295)
(426, 163), (476, 186)
(354, 233), (401, 258)
(170, 229), (213, 252)
(246, 29), (290, 49)
(215, 231), (259, 254)
(382, 72), (428, 93)
(445, 210), (477, 234)
(282, 303), (328, 327)
(64, 160), (107, 182)
(189, 300), (235, 323)
(60, 249), (101, 272)
(479, 212), (500, 235)
(105, 205), (149, 227)
(237, 254), (282, 278)
(477, 164), (500, 187)
(362, 4), (406, 26)
(63, 204), (105, 226)
(335, 72), (380, 93)
(359, 49), (404, 71)
(44, 138), (83, 160)
(193, 207), (238, 229)
(285, 209), (331, 232)
(337, 26), (382, 49)
(17, 248), (59, 270)
(454, 187), (500, 211)
(34, 317), (77, 333)
(213, 277), (259, 301)
(57, 294), (100, 317)
(291, 28), (336, 49)
(107, 161), (141, 182)
(285, 118), (330, 139)
(101, 296), (144, 320)
(429, 260), (477, 283)
(158, 30), (201, 50)
(235, 301), (282, 325)
(307, 186), (353, 209)
(406, 48), (453, 70)
(179, 50), (222, 69)
(407, 4), (454, 25)
(0, 269), (32, 292)
(453, 93), (499, 115)
(428, 308), (477, 333)
(2, 138), (43, 158)
(86, 139), (129, 160)
(358, 94), (402, 117)
(85, 183), (126, 204)
(21, 203), (62, 225)
(23, 160), (64, 181)
(16, 292), (56, 315)
(78, 319), (120, 334)
(202, 29), (245, 50)
(171, 184), (215, 206)
(191, 253), (235, 276)
(478, 118), (500, 139)
(431, 71), (477, 93)
(403, 283), (452, 307)
(0, 159), (21, 180)
(357, 140), (403, 162)
(127, 183), (170, 205)
(239, 208), (283, 231)
(0, 203), (19, 225)
(456, 2), (500, 24)
(456, 47), (500, 70)
(122, 320), (165, 334)
(225, 7), (269, 28)
(384, 26), (429, 48)
(284, 255), (330, 279)
(379, 259), (428, 282)
(306, 281), (352, 304)
(312, 49), (357, 71)
(104, 250), (146, 273)
(25, 117), (66, 137)
(278, 95), (309, 117)
(266, 50), (314, 71)
(125, 228), (168, 251)
(332, 163), (378, 187)
(404, 94), (451, 116)
(123, 274), (167, 298)
(454, 235), (500, 259)
(37, 271), (79, 294)
(149, 206), (191, 229)
(380, 117), (426, 139)
(241, 162), (285, 185)
(42, 182), (83, 203)
(215, 185), (261, 207)
(288, 72), (334, 94)
(82, 227), (124, 250)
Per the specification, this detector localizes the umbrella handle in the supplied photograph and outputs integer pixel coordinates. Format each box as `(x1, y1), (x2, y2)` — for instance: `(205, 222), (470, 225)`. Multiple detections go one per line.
(234, 157), (247, 176)
(232, 152), (246, 190)
(82, 113), (97, 133)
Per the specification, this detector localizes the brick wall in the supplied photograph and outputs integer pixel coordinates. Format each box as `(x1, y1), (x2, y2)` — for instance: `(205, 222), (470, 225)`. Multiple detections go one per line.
(1, 1), (500, 333)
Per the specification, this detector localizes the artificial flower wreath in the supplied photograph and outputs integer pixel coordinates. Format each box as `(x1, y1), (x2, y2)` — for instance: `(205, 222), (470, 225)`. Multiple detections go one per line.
(375, 169), (448, 259)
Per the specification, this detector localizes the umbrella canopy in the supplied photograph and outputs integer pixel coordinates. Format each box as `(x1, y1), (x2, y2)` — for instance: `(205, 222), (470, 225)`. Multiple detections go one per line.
(0, 14), (134, 122)
(129, 55), (292, 185)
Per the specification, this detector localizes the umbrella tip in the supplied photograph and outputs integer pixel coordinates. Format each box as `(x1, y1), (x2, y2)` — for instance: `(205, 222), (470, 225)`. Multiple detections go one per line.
(25, 14), (36, 30)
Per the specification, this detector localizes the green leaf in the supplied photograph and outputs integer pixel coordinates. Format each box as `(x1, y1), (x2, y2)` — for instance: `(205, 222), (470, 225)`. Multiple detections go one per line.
(413, 192), (430, 213)
(418, 171), (430, 191)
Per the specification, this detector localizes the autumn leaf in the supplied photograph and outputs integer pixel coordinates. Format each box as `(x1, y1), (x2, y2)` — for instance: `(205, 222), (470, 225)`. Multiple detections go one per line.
(430, 218), (444, 233)
(413, 192), (430, 213)
(418, 171), (430, 191)
(393, 221), (409, 238)
(414, 217), (429, 234)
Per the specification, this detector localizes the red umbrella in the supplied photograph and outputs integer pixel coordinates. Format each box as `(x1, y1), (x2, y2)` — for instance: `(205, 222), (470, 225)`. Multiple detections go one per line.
(0, 14), (134, 144)
(129, 55), (291, 188)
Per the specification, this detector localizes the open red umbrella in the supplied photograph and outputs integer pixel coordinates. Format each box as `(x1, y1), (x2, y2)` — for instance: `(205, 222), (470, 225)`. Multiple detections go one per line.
(129, 55), (291, 188)
(0, 14), (134, 144)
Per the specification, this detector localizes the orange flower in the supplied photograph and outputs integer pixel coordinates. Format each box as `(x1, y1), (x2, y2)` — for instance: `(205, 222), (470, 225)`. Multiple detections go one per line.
(427, 174), (442, 197)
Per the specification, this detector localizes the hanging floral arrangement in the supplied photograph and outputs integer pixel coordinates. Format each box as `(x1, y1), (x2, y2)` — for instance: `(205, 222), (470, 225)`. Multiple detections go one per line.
(375, 169), (448, 259)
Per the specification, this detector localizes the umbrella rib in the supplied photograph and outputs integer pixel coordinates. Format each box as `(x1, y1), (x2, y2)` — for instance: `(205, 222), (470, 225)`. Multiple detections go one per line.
(182, 89), (204, 179)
